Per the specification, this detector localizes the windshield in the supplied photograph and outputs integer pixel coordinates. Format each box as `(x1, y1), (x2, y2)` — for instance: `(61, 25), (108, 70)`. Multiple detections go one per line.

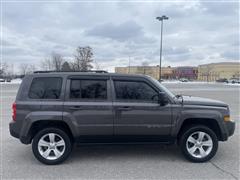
(149, 77), (175, 99)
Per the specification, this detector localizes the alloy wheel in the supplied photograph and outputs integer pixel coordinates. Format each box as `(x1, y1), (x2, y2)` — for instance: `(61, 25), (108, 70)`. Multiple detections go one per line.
(186, 131), (213, 159)
(38, 133), (66, 160)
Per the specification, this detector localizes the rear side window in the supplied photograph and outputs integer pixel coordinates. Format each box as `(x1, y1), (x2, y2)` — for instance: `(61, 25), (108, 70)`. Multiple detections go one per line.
(114, 81), (158, 102)
(70, 79), (107, 99)
(29, 77), (62, 99)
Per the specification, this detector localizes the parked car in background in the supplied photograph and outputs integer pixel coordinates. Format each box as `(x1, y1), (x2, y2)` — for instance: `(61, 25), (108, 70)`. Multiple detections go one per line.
(179, 78), (188, 82)
(227, 78), (240, 84)
(216, 78), (228, 83)
(6, 78), (12, 82)
(10, 71), (235, 165)
(0, 78), (5, 82)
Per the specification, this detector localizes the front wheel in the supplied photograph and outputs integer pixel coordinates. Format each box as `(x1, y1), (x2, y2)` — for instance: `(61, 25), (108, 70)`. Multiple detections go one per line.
(179, 125), (218, 162)
(32, 128), (72, 165)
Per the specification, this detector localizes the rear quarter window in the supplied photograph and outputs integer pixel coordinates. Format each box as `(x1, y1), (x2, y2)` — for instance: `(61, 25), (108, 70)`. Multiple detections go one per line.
(29, 77), (62, 99)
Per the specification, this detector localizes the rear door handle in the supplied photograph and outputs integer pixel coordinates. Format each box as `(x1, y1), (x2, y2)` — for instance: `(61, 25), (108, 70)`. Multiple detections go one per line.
(117, 106), (132, 111)
(69, 106), (83, 110)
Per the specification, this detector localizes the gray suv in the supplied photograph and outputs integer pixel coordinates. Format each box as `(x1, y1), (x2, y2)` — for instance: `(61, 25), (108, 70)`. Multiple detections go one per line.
(9, 71), (235, 165)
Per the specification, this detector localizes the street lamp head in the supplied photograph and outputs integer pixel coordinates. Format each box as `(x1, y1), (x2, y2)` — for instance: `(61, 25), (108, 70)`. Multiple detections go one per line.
(156, 16), (163, 21)
(162, 15), (169, 20)
(156, 15), (169, 21)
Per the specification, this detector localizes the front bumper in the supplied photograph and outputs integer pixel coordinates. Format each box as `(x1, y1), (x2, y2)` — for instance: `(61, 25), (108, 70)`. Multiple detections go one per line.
(225, 121), (235, 137)
(221, 121), (235, 141)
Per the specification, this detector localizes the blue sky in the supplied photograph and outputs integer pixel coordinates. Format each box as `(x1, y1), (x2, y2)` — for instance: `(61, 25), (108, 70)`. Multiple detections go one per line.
(1, 0), (239, 72)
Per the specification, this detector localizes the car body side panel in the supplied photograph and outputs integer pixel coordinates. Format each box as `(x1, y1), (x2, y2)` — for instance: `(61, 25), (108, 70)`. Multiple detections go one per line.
(113, 102), (172, 135)
(63, 102), (114, 136)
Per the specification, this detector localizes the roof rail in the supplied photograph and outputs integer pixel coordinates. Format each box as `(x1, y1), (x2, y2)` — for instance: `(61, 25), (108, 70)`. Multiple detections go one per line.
(33, 70), (108, 74)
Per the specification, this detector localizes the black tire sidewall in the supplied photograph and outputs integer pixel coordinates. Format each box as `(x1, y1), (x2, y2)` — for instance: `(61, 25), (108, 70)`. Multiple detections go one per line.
(180, 125), (218, 162)
(32, 128), (72, 165)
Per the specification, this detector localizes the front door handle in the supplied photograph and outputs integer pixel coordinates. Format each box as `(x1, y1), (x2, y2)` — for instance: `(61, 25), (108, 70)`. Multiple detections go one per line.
(69, 106), (83, 110)
(117, 106), (132, 111)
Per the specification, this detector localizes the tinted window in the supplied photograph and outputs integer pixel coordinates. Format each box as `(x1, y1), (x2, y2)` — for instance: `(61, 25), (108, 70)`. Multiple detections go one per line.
(29, 77), (62, 99)
(114, 81), (158, 102)
(70, 80), (107, 99)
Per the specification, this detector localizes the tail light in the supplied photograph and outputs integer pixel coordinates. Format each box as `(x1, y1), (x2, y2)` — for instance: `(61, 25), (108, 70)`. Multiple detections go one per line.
(12, 102), (16, 121)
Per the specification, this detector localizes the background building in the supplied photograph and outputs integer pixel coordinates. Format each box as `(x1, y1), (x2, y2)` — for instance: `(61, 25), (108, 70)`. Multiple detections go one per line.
(115, 66), (174, 80)
(198, 62), (240, 81)
(115, 62), (240, 81)
(173, 66), (198, 80)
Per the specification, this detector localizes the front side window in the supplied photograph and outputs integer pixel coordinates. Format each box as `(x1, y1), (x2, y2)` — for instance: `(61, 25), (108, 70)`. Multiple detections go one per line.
(29, 77), (62, 99)
(114, 81), (158, 102)
(70, 79), (107, 100)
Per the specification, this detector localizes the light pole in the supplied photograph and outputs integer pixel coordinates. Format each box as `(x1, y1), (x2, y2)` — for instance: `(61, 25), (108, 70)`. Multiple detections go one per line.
(156, 15), (169, 81)
(128, 56), (131, 74)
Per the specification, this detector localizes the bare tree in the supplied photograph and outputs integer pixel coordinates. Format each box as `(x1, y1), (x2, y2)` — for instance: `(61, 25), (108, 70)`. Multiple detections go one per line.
(29, 64), (36, 73)
(52, 53), (64, 71)
(19, 63), (36, 75)
(41, 58), (53, 71)
(41, 53), (64, 71)
(19, 64), (29, 75)
(0, 62), (8, 77)
(61, 61), (72, 71)
(73, 46), (93, 71)
(94, 61), (101, 70)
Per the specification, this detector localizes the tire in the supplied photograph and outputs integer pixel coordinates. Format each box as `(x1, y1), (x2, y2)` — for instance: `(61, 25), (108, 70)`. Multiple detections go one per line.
(32, 127), (72, 165)
(179, 125), (218, 162)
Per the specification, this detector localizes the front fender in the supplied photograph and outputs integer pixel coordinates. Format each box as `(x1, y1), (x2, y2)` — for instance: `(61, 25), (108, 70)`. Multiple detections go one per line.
(171, 106), (226, 137)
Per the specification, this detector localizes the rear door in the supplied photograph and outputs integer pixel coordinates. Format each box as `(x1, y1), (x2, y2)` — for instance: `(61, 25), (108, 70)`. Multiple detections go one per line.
(63, 75), (113, 136)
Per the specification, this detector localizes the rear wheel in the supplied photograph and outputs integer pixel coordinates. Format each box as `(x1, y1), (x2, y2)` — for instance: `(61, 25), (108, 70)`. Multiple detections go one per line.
(32, 127), (72, 165)
(180, 125), (218, 162)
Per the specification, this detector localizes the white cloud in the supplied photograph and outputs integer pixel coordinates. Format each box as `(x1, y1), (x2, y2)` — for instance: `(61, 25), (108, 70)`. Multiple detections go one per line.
(2, 1), (239, 72)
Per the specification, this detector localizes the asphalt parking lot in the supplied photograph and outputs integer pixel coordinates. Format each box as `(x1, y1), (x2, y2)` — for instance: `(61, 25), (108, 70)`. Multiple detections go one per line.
(0, 82), (239, 180)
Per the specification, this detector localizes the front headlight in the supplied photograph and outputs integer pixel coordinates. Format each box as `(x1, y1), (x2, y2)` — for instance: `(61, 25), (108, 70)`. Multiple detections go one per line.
(224, 106), (233, 122)
(224, 115), (231, 122)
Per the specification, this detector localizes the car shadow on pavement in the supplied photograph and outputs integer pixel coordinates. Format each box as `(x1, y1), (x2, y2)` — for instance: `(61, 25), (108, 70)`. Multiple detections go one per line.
(68, 144), (185, 163)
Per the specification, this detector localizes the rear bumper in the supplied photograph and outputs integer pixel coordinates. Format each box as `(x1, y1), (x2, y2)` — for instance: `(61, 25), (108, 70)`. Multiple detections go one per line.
(9, 121), (20, 139)
(9, 121), (31, 144)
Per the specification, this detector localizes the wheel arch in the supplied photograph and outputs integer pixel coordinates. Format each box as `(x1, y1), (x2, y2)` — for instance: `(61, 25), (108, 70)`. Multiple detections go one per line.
(27, 120), (75, 143)
(177, 118), (223, 141)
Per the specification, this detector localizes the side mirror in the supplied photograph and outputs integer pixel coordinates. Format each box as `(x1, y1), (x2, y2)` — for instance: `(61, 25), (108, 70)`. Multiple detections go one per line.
(158, 92), (169, 106)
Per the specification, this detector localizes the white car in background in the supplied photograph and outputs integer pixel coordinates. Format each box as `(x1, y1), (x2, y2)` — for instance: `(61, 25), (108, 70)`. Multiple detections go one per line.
(0, 78), (5, 82)
(179, 78), (189, 82)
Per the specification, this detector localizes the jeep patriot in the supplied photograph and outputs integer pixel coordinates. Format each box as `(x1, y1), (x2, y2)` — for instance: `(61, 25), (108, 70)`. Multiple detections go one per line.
(9, 71), (235, 165)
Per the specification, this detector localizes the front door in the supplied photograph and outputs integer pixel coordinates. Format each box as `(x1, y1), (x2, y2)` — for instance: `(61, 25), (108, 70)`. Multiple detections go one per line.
(112, 78), (172, 138)
(63, 76), (113, 136)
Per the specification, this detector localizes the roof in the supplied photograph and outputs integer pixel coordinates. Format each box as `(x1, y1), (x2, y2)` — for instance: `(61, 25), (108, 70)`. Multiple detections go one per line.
(29, 71), (148, 78)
